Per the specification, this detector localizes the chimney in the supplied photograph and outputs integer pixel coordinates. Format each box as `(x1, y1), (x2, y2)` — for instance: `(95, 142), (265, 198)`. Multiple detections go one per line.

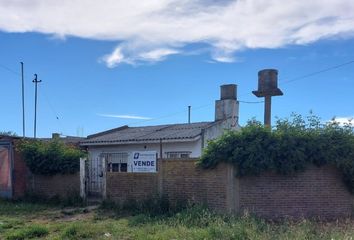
(52, 133), (60, 139)
(215, 84), (239, 122)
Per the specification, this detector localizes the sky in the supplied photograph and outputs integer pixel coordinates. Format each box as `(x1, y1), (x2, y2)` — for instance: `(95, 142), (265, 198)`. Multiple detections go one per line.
(0, 0), (353, 138)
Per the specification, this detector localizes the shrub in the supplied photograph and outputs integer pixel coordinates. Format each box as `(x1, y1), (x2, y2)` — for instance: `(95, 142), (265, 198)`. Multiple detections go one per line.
(17, 139), (85, 175)
(198, 114), (354, 192)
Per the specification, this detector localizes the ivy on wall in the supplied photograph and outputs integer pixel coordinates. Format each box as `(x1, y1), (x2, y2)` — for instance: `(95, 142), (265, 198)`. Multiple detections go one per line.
(198, 114), (354, 193)
(17, 139), (85, 175)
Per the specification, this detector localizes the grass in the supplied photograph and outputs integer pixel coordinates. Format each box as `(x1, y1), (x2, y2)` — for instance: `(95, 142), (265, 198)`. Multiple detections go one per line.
(1, 198), (354, 239)
(5, 225), (49, 240)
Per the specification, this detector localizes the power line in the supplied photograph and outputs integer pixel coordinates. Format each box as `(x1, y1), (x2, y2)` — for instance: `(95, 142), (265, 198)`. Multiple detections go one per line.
(0, 62), (65, 134)
(0, 63), (19, 76)
(42, 87), (64, 130)
(239, 100), (264, 104)
(2, 59), (354, 130)
(235, 59), (354, 103)
(280, 59), (354, 85)
(127, 100), (264, 126)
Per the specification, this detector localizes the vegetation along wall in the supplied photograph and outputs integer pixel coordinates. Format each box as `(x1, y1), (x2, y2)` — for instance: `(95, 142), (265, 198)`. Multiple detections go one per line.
(17, 139), (84, 199)
(198, 114), (354, 219)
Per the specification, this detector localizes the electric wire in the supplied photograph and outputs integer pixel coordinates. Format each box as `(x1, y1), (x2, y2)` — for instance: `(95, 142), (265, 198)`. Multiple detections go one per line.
(1, 59), (354, 130)
(279, 59), (354, 85)
(0, 62), (64, 135)
(0, 63), (20, 75)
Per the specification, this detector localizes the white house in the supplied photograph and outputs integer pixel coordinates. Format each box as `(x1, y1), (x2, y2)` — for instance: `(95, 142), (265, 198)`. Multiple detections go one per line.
(81, 84), (239, 162)
(80, 84), (240, 196)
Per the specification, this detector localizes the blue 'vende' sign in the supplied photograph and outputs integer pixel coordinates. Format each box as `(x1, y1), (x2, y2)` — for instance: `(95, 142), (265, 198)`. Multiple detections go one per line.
(128, 151), (157, 173)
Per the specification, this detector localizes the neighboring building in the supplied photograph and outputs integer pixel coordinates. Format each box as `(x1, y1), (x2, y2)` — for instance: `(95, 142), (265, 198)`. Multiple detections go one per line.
(80, 84), (239, 162)
(0, 135), (25, 199)
(40, 133), (85, 146)
(0, 133), (84, 199)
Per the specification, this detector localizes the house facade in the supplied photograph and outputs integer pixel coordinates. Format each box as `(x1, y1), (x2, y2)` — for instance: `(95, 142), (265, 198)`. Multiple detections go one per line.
(80, 84), (240, 197)
(81, 84), (239, 161)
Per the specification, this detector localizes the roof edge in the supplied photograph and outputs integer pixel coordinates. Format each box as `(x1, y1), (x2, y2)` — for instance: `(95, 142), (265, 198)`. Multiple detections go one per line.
(87, 125), (129, 139)
(81, 135), (201, 146)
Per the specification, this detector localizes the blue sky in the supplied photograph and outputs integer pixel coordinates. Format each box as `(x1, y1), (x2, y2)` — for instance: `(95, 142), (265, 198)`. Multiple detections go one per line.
(0, 0), (353, 138)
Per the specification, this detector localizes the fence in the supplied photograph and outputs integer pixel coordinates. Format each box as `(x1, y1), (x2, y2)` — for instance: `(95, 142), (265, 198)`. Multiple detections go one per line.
(101, 158), (354, 219)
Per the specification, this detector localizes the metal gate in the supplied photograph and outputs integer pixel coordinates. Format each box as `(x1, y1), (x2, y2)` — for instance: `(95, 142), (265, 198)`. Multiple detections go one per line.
(0, 143), (12, 199)
(87, 154), (105, 198)
(86, 152), (129, 198)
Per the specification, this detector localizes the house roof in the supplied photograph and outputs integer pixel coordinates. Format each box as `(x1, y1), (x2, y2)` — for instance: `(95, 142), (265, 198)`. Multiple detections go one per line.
(80, 122), (215, 145)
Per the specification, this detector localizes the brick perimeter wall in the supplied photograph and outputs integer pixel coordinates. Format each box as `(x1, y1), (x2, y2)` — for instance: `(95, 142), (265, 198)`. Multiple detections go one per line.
(30, 173), (80, 199)
(106, 172), (158, 203)
(106, 159), (233, 213)
(238, 165), (354, 219)
(12, 150), (28, 198)
(104, 160), (353, 219)
(162, 159), (231, 212)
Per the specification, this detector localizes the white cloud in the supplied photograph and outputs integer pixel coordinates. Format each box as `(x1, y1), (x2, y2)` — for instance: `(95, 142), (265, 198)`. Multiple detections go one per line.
(102, 47), (127, 68)
(329, 117), (354, 126)
(211, 54), (235, 63)
(139, 48), (179, 61)
(97, 113), (152, 120)
(102, 46), (179, 67)
(1, 0), (354, 66)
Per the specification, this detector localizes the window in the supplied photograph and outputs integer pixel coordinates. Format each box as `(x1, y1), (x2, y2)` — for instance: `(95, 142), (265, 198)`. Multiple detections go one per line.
(165, 151), (191, 159)
(180, 153), (190, 158)
(120, 163), (127, 172)
(103, 152), (129, 172)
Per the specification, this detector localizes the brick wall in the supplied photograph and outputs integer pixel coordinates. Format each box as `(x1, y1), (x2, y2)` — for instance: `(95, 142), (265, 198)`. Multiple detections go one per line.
(12, 149), (28, 198)
(106, 172), (158, 203)
(161, 159), (233, 212)
(106, 159), (234, 213)
(238, 165), (354, 219)
(105, 160), (354, 219)
(30, 173), (80, 199)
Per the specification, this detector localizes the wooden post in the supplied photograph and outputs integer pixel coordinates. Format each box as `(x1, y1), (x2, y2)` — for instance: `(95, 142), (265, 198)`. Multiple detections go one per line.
(158, 139), (163, 196)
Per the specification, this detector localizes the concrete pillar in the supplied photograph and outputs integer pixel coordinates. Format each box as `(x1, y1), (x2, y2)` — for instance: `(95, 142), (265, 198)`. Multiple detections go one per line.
(101, 157), (107, 200)
(264, 96), (271, 127)
(79, 158), (87, 200)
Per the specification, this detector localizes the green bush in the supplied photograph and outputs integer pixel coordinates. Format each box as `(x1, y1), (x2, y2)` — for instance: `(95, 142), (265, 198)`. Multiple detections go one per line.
(198, 114), (354, 192)
(18, 139), (85, 175)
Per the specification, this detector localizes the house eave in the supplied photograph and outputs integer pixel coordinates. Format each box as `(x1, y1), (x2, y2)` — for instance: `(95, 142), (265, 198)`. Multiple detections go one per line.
(80, 135), (201, 146)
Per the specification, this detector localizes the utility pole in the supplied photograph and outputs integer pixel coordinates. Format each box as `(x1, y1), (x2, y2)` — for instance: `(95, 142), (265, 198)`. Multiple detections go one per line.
(32, 74), (42, 138)
(20, 62), (25, 138)
(188, 106), (191, 124)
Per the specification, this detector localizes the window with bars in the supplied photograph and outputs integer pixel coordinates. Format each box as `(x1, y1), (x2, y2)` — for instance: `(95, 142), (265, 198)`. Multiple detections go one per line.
(102, 152), (129, 172)
(165, 151), (191, 159)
